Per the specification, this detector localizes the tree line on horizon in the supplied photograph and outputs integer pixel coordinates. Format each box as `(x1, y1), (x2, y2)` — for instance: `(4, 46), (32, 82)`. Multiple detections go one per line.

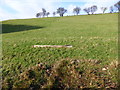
(36, 1), (120, 18)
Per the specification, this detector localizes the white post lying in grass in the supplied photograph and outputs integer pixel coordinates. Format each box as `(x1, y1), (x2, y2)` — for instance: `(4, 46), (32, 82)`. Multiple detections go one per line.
(33, 45), (72, 48)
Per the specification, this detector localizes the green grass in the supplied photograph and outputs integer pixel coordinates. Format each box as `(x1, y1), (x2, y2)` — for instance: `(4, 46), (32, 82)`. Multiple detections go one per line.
(2, 13), (118, 88)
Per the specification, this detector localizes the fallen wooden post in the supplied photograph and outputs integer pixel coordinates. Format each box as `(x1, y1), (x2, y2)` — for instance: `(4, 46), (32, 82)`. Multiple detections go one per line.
(33, 45), (72, 48)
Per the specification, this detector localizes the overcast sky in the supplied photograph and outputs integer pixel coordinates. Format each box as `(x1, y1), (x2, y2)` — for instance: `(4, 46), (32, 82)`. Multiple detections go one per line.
(0, 0), (119, 21)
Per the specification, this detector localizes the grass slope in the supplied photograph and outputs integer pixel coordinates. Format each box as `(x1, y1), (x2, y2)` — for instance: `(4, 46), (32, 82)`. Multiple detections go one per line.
(2, 13), (118, 88)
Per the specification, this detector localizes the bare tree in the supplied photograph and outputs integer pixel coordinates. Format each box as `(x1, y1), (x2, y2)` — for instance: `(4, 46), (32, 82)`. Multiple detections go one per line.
(36, 8), (51, 18)
(91, 5), (97, 14)
(110, 6), (114, 13)
(83, 7), (91, 15)
(53, 12), (56, 17)
(46, 12), (50, 17)
(36, 12), (43, 18)
(42, 8), (46, 17)
(73, 7), (81, 15)
(101, 7), (107, 14)
(57, 7), (67, 17)
(114, 1), (120, 12)
(36, 13), (40, 18)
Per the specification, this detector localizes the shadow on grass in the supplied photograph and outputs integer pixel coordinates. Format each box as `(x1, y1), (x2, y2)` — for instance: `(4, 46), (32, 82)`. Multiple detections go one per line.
(2, 24), (44, 34)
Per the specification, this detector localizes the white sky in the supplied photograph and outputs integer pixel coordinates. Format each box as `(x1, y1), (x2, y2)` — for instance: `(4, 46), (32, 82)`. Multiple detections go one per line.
(0, 0), (119, 21)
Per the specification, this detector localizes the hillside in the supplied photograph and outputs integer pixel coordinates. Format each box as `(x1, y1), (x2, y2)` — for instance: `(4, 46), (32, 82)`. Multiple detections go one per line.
(2, 13), (118, 89)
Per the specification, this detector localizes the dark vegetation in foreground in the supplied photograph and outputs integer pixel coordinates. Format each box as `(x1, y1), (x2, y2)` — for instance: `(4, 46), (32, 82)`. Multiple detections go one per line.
(2, 59), (118, 89)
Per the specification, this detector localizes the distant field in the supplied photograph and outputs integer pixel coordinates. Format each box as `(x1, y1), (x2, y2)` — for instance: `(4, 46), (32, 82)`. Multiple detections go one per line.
(2, 13), (118, 88)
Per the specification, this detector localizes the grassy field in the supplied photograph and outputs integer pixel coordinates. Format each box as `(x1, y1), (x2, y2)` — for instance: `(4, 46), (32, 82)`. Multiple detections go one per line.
(2, 13), (118, 89)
